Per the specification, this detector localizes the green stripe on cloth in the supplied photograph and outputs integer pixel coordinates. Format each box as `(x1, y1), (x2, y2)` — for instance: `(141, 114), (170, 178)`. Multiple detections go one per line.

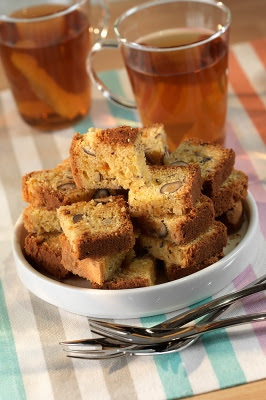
(74, 115), (94, 133)
(0, 281), (26, 400)
(189, 298), (246, 388)
(99, 70), (139, 124)
(141, 315), (193, 399)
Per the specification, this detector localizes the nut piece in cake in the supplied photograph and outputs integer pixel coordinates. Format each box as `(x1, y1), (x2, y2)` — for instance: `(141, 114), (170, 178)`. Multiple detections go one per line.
(165, 138), (235, 196)
(141, 123), (169, 165)
(57, 196), (135, 259)
(70, 126), (151, 190)
(24, 232), (68, 279)
(139, 221), (227, 269)
(91, 255), (156, 289)
(210, 169), (248, 217)
(133, 195), (214, 244)
(23, 205), (61, 234)
(22, 158), (95, 210)
(128, 164), (201, 217)
(60, 234), (127, 285)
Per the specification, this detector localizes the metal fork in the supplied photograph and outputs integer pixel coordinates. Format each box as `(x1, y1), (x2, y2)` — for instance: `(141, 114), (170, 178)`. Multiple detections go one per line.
(61, 312), (266, 359)
(88, 280), (266, 339)
(60, 274), (266, 359)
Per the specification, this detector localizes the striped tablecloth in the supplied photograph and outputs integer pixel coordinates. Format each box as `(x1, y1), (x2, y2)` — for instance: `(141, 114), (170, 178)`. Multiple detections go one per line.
(0, 39), (266, 400)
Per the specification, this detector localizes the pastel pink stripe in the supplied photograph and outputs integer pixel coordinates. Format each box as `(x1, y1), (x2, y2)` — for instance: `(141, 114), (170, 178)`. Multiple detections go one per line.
(225, 122), (266, 238)
(233, 265), (266, 357)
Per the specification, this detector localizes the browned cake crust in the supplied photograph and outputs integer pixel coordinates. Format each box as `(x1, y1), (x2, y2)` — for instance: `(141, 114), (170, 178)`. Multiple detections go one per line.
(211, 170), (248, 217)
(60, 234), (126, 284)
(24, 232), (68, 279)
(133, 195), (214, 244)
(217, 200), (244, 234)
(165, 253), (224, 281)
(139, 221), (227, 269)
(166, 138), (235, 196)
(91, 255), (156, 289)
(22, 159), (95, 210)
(97, 126), (141, 145)
(57, 196), (135, 259)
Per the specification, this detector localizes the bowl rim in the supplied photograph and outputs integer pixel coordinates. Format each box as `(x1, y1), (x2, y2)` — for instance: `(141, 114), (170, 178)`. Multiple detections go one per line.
(12, 191), (258, 298)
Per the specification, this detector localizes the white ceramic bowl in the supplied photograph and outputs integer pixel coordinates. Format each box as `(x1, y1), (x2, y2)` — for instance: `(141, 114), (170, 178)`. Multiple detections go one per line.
(12, 192), (260, 319)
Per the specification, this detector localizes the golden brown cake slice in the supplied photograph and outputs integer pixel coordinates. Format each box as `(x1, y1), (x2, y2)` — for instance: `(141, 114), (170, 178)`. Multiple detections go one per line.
(139, 221), (227, 269)
(60, 234), (127, 285)
(70, 126), (151, 190)
(210, 169), (248, 217)
(23, 205), (61, 234)
(165, 138), (235, 196)
(22, 158), (95, 210)
(24, 232), (68, 279)
(57, 196), (135, 259)
(128, 164), (201, 217)
(141, 123), (169, 165)
(217, 200), (244, 234)
(133, 195), (214, 244)
(164, 253), (224, 281)
(91, 255), (156, 289)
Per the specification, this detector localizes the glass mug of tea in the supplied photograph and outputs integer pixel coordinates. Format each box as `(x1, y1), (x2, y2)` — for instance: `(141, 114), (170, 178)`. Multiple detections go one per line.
(89, 0), (231, 150)
(0, 0), (108, 130)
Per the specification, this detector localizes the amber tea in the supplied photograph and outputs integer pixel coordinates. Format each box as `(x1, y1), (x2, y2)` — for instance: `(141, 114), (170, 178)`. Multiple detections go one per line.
(123, 28), (228, 150)
(0, 3), (91, 129)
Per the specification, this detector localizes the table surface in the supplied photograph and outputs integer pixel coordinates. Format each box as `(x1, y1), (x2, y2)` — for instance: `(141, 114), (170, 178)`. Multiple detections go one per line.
(0, 1), (265, 399)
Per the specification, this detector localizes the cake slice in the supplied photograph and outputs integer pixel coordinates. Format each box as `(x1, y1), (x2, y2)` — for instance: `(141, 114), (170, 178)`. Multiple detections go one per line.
(60, 234), (127, 285)
(24, 232), (68, 279)
(57, 196), (135, 259)
(23, 205), (61, 234)
(70, 126), (151, 190)
(165, 138), (235, 196)
(164, 253), (224, 281)
(91, 255), (156, 289)
(22, 158), (95, 210)
(141, 123), (169, 165)
(128, 164), (201, 217)
(217, 200), (244, 234)
(133, 195), (214, 244)
(210, 169), (248, 217)
(139, 221), (227, 269)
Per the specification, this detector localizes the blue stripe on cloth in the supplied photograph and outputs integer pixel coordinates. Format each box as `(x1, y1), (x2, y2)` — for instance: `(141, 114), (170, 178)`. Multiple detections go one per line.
(99, 70), (139, 124)
(74, 114), (95, 133)
(189, 298), (247, 388)
(0, 281), (26, 400)
(141, 315), (193, 399)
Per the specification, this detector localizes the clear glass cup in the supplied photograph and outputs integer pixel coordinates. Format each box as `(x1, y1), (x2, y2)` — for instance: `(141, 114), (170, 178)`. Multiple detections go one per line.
(89, 0), (231, 150)
(0, 0), (108, 130)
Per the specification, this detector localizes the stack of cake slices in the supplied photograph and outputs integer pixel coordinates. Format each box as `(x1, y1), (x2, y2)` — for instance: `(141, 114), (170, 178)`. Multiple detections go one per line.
(22, 124), (248, 289)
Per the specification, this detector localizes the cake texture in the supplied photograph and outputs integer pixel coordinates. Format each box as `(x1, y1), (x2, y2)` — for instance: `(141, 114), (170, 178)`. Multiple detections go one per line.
(57, 196), (135, 259)
(91, 255), (156, 289)
(133, 195), (215, 244)
(165, 138), (235, 196)
(128, 164), (201, 217)
(24, 232), (68, 279)
(217, 200), (244, 234)
(70, 126), (151, 190)
(22, 158), (95, 210)
(139, 221), (227, 269)
(210, 170), (248, 217)
(141, 123), (169, 165)
(60, 234), (127, 285)
(164, 253), (224, 281)
(23, 205), (61, 234)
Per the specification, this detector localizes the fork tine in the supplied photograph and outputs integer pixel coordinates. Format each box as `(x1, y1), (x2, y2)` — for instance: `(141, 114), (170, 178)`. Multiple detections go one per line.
(88, 280), (266, 336)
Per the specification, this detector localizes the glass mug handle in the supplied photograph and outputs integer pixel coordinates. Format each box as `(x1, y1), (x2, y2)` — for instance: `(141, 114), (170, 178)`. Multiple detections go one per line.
(88, 39), (137, 109)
